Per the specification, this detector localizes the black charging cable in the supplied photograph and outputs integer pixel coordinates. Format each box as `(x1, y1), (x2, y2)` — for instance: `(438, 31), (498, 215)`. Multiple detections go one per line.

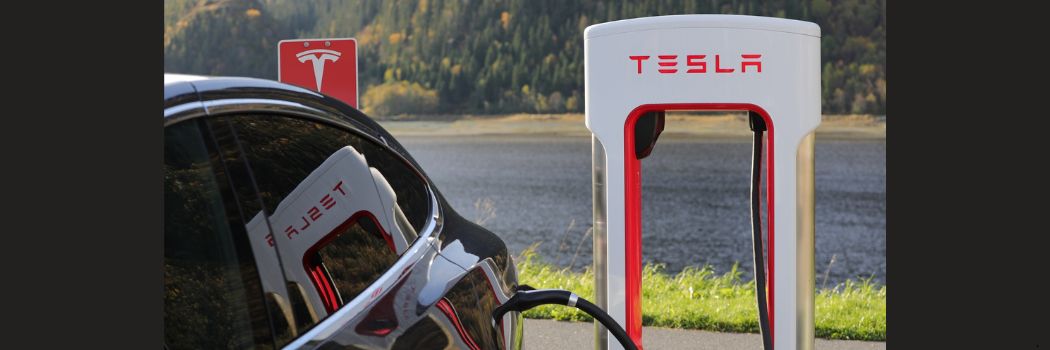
(493, 289), (639, 350)
(748, 111), (773, 350)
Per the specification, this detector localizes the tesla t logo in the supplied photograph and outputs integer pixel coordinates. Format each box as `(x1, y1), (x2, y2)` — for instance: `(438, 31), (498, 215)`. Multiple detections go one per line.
(629, 54), (762, 74)
(297, 49), (342, 91)
(279, 38), (358, 107)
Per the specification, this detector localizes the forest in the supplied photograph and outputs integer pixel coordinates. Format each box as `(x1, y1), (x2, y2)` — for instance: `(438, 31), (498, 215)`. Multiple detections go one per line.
(165, 0), (885, 115)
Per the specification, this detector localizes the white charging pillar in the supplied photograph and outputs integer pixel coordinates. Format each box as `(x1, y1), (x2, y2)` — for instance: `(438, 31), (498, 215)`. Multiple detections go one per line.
(585, 15), (820, 350)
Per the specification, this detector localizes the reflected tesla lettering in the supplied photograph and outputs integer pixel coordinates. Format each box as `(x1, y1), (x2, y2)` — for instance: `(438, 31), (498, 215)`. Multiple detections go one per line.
(321, 194), (336, 210)
(283, 179), (351, 241)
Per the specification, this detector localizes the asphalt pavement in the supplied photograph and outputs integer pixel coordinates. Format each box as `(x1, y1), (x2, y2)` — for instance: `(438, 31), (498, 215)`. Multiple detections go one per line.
(523, 319), (885, 350)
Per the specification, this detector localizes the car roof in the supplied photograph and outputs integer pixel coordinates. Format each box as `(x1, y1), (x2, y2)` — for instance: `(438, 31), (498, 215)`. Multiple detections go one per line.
(164, 73), (209, 85)
(164, 73), (325, 105)
(162, 73), (374, 128)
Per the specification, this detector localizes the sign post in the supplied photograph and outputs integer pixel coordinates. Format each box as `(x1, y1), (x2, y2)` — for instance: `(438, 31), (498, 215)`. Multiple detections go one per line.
(279, 38), (359, 108)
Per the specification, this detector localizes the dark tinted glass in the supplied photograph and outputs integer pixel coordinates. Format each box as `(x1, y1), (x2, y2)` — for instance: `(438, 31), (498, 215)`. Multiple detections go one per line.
(312, 215), (399, 311)
(227, 115), (429, 232)
(225, 114), (430, 340)
(164, 121), (274, 350)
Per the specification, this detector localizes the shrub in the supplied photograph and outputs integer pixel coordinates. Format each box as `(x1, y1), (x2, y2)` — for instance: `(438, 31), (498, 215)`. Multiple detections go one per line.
(361, 81), (440, 116)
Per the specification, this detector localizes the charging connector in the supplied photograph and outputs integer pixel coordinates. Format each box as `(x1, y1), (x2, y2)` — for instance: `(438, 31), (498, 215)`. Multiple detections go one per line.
(493, 289), (639, 350)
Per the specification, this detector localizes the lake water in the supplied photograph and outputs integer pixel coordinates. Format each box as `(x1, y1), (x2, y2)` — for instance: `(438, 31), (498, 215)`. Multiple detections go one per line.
(398, 135), (885, 286)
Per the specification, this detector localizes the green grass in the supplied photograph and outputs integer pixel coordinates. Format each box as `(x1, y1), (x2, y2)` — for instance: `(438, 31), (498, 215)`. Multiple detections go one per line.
(516, 248), (886, 341)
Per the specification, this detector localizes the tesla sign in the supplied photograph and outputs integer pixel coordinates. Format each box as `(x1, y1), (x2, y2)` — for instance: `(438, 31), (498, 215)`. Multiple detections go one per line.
(279, 38), (359, 108)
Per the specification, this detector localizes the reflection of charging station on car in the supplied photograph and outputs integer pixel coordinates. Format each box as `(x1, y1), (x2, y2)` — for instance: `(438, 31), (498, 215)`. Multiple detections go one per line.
(246, 146), (418, 319)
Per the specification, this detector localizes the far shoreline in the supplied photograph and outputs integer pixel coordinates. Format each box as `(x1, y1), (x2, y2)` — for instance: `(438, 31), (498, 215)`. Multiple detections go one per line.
(377, 113), (885, 140)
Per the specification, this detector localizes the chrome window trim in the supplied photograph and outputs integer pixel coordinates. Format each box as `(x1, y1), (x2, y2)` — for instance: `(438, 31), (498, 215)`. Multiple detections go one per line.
(164, 98), (327, 127)
(164, 97), (444, 349)
(203, 98), (330, 123)
(163, 101), (206, 122)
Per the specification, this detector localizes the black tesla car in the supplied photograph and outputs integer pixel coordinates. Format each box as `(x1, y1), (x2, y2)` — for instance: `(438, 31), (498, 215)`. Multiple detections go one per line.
(164, 74), (523, 350)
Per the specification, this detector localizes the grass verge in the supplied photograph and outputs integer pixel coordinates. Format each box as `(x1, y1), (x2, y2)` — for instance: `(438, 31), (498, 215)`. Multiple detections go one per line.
(516, 248), (886, 341)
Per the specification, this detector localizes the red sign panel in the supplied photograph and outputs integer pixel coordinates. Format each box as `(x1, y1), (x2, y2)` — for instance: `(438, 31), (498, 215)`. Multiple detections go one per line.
(279, 38), (358, 108)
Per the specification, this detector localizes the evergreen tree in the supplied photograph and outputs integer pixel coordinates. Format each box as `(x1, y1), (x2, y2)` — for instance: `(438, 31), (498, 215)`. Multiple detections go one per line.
(165, 0), (886, 115)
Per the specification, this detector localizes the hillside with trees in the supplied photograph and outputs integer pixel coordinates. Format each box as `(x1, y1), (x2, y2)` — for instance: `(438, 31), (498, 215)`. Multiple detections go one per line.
(164, 0), (885, 116)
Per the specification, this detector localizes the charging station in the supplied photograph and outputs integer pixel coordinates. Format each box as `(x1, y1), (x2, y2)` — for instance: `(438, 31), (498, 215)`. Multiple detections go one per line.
(585, 15), (821, 350)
